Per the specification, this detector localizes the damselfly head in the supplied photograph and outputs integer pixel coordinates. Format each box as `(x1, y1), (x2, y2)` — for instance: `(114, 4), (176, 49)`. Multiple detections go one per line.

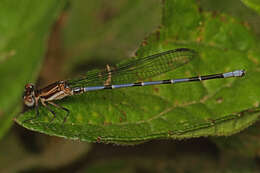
(23, 83), (36, 107)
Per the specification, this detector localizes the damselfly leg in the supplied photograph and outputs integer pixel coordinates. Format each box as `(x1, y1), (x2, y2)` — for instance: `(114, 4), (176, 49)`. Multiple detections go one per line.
(48, 102), (70, 124)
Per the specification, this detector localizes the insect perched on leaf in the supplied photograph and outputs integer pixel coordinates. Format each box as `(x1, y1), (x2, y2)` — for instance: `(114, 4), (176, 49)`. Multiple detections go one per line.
(22, 48), (245, 124)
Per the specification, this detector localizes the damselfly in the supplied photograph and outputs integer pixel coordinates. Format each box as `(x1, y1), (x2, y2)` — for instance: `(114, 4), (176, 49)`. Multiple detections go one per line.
(23, 48), (245, 123)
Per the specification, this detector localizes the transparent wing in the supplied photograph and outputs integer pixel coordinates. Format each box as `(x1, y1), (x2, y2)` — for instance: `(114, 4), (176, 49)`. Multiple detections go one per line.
(67, 48), (197, 88)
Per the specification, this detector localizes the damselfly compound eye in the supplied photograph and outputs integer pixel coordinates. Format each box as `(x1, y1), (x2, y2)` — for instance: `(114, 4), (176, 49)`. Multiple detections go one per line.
(25, 83), (34, 90)
(23, 83), (35, 107)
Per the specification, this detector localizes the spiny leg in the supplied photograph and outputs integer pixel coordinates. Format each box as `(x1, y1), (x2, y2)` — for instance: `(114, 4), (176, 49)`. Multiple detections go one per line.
(22, 103), (40, 123)
(48, 101), (70, 124)
(42, 102), (57, 123)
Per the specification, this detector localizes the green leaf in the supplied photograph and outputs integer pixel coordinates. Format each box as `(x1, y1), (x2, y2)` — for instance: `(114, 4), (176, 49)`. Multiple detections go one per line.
(0, 0), (67, 139)
(16, 0), (260, 144)
(241, 0), (260, 14)
(201, 0), (260, 37)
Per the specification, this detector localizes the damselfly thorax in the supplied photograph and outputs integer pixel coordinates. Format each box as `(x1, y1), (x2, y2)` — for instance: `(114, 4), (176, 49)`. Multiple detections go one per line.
(23, 81), (73, 123)
(24, 81), (72, 106)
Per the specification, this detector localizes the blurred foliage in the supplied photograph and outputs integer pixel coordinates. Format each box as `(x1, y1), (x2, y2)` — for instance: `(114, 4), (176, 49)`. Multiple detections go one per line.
(80, 154), (260, 173)
(62, 0), (161, 74)
(242, 0), (260, 15)
(0, 128), (90, 172)
(0, 0), (67, 139)
(1, 0), (260, 172)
